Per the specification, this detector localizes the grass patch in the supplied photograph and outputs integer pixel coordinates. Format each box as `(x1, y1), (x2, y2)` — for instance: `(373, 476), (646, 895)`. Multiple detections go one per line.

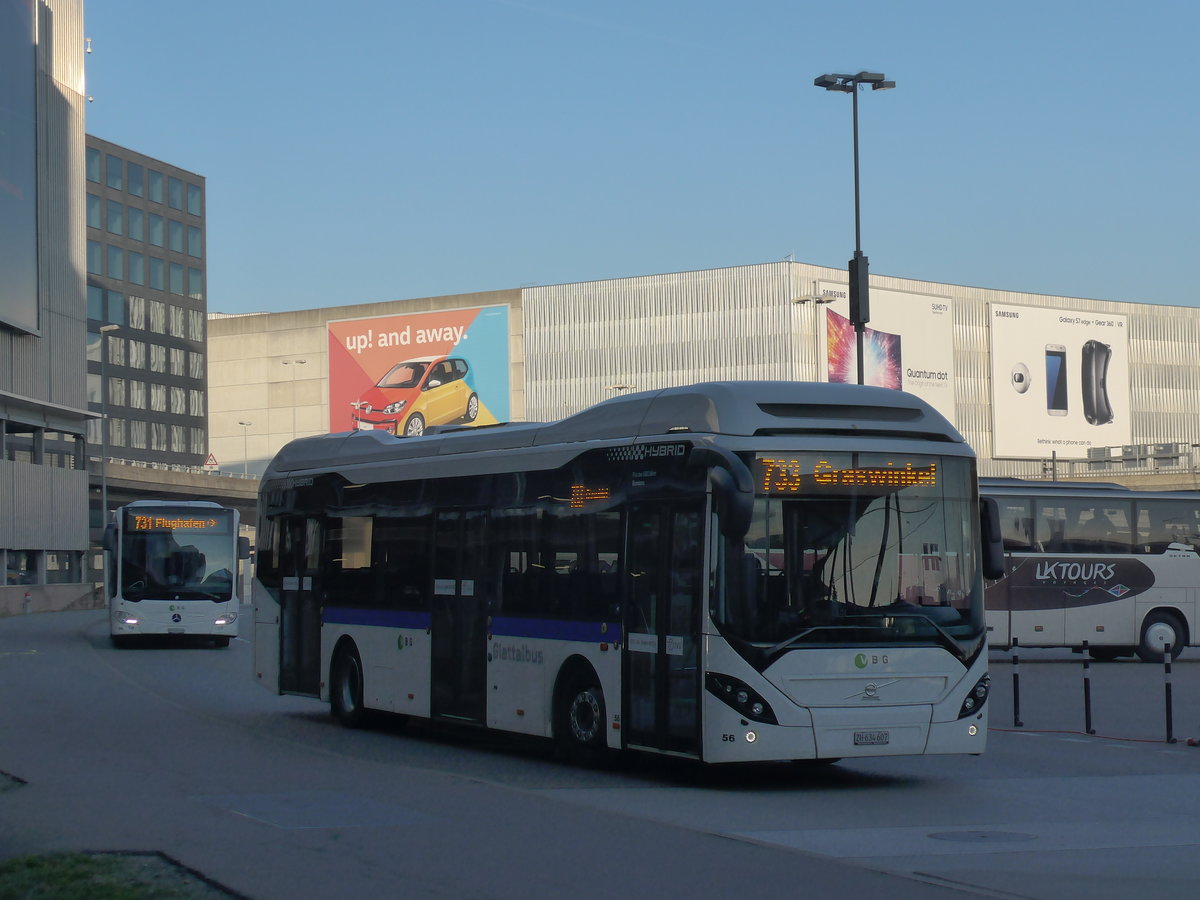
(0, 852), (236, 900)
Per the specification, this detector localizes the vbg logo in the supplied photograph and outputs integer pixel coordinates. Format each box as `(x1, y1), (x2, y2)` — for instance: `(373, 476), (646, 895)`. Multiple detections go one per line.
(854, 653), (868, 669)
(854, 653), (889, 668)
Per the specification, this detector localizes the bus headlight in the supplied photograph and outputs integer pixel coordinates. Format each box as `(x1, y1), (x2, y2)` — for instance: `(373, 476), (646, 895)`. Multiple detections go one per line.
(214, 611), (238, 626)
(958, 673), (990, 718)
(113, 610), (139, 626)
(706, 673), (778, 725)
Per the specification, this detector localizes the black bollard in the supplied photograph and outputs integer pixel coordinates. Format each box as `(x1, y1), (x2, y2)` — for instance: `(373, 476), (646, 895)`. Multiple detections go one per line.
(1012, 637), (1023, 728)
(1082, 641), (1095, 735)
(1164, 642), (1176, 744)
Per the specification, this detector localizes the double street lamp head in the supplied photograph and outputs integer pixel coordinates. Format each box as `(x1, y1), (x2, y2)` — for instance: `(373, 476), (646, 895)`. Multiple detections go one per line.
(814, 71), (896, 92)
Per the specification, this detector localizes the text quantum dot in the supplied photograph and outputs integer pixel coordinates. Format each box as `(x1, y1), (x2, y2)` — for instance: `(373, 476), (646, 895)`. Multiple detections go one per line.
(756, 458), (938, 494)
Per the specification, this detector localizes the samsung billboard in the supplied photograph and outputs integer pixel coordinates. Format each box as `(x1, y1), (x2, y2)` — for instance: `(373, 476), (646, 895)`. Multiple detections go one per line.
(0, 0), (39, 334)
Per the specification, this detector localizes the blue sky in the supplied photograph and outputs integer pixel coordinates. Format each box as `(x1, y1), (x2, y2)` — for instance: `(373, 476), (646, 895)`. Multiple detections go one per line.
(84, 0), (1199, 314)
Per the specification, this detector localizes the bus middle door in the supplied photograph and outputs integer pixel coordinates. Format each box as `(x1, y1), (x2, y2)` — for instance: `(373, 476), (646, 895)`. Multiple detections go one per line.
(430, 509), (489, 723)
(624, 502), (703, 756)
(278, 516), (323, 696)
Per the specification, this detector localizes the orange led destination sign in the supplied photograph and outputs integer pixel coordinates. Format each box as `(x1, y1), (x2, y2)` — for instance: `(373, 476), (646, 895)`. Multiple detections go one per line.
(126, 512), (229, 533)
(569, 484), (611, 508)
(756, 457), (938, 495)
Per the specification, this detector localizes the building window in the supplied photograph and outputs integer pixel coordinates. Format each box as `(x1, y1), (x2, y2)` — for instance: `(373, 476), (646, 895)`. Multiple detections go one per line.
(128, 340), (146, 369)
(129, 380), (146, 409)
(169, 263), (184, 295)
(149, 257), (164, 291)
(167, 177), (183, 210)
(87, 285), (105, 320)
(170, 347), (185, 376)
(106, 334), (125, 366)
(108, 376), (126, 407)
(169, 306), (185, 338)
(168, 219), (183, 252)
(87, 240), (102, 274)
(187, 225), (202, 257)
(106, 290), (125, 325)
(87, 329), (102, 362)
(188, 310), (204, 342)
(189, 390), (205, 417)
(148, 170), (163, 203)
(128, 252), (145, 286)
(106, 245), (124, 280)
(150, 383), (166, 412)
(106, 154), (123, 190)
(190, 428), (205, 455)
(87, 194), (101, 228)
(170, 425), (187, 453)
(148, 301), (165, 334)
(86, 374), (101, 407)
(188, 351), (204, 380)
(86, 147), (101, 182)
(149, 344), (166, 373)
(106, 200), (124, 235)
(127, 295), (146, 329)
(187, 183), (201, 216)
(151, 422), (168, 451)
(171, 386), (186, 414)
(129, 420), (147, 449)
(109, 418), (126, 448)
(128, 207), (144, 241)
(128, 163), (144, 198)
(188, 268), (203, 300)
(148, 213), (164, 247)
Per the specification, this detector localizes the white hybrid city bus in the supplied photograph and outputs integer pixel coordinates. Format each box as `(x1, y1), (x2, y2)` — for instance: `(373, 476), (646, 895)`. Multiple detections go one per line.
(982, 478), (1200, 661)
(106, 500), (250, 647)
(254, 382), (1004, 763)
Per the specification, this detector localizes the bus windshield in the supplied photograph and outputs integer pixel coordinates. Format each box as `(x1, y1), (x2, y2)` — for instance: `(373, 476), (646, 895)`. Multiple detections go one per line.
(715, 452), (984, 660)
(120, 509), (237, 602)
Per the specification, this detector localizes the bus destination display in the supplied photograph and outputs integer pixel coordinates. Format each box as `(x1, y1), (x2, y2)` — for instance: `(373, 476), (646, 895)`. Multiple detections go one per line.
(125, 511), (232, 534)
(755, 456), (938, 495)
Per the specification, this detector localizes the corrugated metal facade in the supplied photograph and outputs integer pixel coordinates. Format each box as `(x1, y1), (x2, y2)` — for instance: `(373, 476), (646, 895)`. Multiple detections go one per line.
(524, 262), (1200, 478)
(1, 0), (90, 558)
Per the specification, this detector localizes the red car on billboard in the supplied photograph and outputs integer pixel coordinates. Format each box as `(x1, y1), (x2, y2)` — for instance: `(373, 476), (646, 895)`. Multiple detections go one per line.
(349, 355), (478, 437)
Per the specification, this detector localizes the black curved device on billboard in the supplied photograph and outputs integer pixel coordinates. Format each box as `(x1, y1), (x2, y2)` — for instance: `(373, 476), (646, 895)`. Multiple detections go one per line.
(1081, 339), (1113, 425)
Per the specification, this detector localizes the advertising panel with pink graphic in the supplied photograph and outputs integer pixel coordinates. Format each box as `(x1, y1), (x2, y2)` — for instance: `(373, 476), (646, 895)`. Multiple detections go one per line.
(327, 306), (510, 437)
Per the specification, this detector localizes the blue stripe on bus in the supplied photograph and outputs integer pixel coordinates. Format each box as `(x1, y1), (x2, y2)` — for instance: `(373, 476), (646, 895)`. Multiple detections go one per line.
(323, 607), (431, 629)
(490, 617), (621, 643)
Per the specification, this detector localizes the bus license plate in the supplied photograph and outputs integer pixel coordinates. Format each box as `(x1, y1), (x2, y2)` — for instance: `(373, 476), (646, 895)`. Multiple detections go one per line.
(853, 730), (890, 746)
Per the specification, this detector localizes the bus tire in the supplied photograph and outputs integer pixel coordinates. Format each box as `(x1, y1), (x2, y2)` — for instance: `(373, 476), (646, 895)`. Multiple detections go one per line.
(331, 644), (368, 728)
(1137, 610), (1186, 662)
(556, 672), (607, 760)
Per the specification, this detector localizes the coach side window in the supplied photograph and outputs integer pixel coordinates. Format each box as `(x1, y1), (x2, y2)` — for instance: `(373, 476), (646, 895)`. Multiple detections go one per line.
(997, 499), (1034, 551)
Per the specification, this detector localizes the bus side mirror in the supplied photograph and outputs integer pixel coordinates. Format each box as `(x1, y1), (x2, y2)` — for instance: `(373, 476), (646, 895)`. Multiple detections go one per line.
(238, 536), (251, 560)
(690, 447), (753, 541)
(980, 497), (1006, 581)
(102, 523), (117, 553)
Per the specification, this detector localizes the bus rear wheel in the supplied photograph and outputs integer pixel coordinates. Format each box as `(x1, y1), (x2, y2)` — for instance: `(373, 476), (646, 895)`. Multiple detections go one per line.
(1137, 611), (1185, 662)
(331, 645), (368, 728)
(556, 677), (607, 760)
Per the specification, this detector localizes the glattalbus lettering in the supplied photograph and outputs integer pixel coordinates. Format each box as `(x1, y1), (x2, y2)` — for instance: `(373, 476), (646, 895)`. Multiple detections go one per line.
(1035, 561), (1116, 582)
(492, 643), (545, 665)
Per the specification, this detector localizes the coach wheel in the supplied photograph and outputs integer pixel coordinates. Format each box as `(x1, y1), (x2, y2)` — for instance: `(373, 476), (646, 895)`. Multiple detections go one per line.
(403, 413), (425, 437)
(331, 645), (367, 728)
(1136, 611), (1185, 663)
(464, 393), (480, 422)
(558, 679), (607, 755)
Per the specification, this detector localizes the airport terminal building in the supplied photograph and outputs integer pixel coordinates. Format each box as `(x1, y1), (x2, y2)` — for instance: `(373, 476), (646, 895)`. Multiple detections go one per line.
(207, 260), (1200, 483)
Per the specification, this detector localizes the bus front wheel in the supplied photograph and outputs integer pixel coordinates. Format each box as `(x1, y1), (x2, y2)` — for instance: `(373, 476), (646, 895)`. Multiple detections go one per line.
(557, 676), (607, 759)
(1137, 611), (1186, 662)
(331, 644), (367, 728)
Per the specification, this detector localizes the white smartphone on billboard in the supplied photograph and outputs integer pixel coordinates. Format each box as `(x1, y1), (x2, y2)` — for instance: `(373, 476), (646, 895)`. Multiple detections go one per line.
(1044, 344), (1068, 416)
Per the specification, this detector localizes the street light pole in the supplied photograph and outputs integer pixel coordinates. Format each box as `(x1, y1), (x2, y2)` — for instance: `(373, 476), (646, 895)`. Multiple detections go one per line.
(814, 71), (896, 385)
(237, 420), (252, 476)
(98, 324), (120, 526)
(281, 358), (307, 441)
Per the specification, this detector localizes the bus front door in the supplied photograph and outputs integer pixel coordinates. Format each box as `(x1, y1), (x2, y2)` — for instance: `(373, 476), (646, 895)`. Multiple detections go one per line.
(624, 503), (703, 756)
(430, 509), (488, 723)
(278, 516), (322, 696)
